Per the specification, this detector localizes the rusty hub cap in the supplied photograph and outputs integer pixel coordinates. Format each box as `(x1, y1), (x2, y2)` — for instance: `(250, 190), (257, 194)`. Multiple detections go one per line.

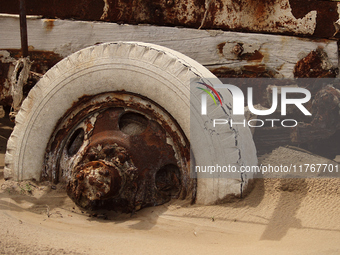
(43, 92), (194, 211)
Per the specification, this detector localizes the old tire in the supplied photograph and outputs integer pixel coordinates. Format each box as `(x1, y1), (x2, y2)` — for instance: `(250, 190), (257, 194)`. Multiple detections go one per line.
(5, 42), (257, 205)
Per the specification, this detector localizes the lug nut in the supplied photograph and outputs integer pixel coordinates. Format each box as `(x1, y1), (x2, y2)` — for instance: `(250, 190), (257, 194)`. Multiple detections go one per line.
(95, 181), (104, 188)
(98, 169), (110, 177)
(87, 152), (97, 161)
(117, 152), (128, 164)
(96, 191), (104, 198)
(103, 145), (115, 155)
(89, 177), (95, 186)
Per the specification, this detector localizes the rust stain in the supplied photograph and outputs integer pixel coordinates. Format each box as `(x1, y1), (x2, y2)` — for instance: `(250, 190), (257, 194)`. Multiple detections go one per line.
(243, 64), (267, 73)
(0, 0), (338, 37)
(293, 48), (337, 78)
(249, 0), (276, 21)
(86, 122), (93, 132)
(217, 42), (226, 56)
(44, 19), (55, 32)
(243, 50), (264, 62)
(289, 0), (338, 38)
(67, 159), (123, 208)
(0, 50), (63, 106)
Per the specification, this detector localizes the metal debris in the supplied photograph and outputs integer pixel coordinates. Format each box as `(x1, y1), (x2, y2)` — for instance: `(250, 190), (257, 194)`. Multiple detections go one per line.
(10, 57), (31, 120)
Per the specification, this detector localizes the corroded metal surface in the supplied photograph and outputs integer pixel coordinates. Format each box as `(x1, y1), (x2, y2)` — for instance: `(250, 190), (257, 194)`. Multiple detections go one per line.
(44, 92), (194, 212)
(293, 48), (337, 78)
(289, 0), (339, 38)
(1, 0), (339, 38)
(5, 50), (63, 75)
(0, 51), (15, 106)
(0, 50), (62, 106)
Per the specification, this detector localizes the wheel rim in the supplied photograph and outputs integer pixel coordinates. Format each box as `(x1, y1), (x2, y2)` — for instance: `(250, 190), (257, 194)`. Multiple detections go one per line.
(43, 92), (194, 211)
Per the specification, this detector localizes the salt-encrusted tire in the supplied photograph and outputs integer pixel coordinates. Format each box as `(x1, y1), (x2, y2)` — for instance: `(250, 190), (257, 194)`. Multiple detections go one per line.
(4, 42), (257, 205)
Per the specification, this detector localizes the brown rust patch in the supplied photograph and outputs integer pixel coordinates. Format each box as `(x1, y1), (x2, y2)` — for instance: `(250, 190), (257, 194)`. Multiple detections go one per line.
(67, 160), (123, 208)
(217, 42), (226, 56)
(249, 0), (276, 21)
(289, 0), (338, 38)
(86, 122), (93, 132)
(0, 0), (338, 37)
(1, 0), (105, 21)
(0, 50), (63, 106)
(101, 0), (205, 28)
(242, 50), (264, 62)
(44, 19), (55, 32)
(243, 64), (267, 73)
(89, 108), (178, 180)
(208, 0), (276, 30)
(293, 48), (337, 78)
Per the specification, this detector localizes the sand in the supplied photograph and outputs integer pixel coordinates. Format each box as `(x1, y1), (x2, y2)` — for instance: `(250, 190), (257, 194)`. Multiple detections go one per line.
(0, 118), (340, 255)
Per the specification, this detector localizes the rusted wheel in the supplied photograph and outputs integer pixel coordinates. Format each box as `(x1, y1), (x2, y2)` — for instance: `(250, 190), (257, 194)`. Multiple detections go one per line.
(5, 42), (257, 209)
(44, 92), (192, 211)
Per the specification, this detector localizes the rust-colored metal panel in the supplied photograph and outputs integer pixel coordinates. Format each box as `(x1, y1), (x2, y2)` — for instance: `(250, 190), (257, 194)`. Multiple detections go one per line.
(1, 0), (339, 38)
(1, 0), (105, 21)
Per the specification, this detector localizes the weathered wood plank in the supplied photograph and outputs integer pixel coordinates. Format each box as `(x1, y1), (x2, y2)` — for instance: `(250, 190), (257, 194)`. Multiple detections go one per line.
(0, 14), (338, 78)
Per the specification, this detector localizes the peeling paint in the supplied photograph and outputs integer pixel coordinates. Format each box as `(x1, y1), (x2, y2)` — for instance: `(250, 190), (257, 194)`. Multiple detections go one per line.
(0, 0), (339, 37)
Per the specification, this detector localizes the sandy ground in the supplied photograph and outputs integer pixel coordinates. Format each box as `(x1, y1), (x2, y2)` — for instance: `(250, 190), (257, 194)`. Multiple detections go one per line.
(1, 118), (340, 255)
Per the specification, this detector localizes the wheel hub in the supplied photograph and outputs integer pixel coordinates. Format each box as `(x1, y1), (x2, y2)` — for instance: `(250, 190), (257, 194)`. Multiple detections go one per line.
(43, 92), (194, 211)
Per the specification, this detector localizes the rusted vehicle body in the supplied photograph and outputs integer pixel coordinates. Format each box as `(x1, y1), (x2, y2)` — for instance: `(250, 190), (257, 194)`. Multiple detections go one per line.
(0, 0), (340, 210)
(1, 0), (340, 101)
(1, 0), (339, 38)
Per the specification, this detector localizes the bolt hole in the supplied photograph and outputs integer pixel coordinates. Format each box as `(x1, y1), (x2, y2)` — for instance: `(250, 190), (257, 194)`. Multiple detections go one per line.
(155, 164), (181, 197)
(119, 112), (148, 136)
(67, 128), (85, 156)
